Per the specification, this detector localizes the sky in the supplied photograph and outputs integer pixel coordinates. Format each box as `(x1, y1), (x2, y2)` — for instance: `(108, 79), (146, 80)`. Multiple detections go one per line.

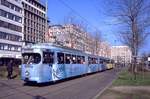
(41, 0), (150, 54)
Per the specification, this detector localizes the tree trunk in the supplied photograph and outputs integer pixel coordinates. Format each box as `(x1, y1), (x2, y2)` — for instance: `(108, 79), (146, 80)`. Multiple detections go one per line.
(133, 56), (137, 80)
(132, 45), (138, 80)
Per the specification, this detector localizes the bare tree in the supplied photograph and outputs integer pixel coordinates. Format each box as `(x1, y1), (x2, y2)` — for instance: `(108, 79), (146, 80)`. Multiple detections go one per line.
(107, 0), (150, 79)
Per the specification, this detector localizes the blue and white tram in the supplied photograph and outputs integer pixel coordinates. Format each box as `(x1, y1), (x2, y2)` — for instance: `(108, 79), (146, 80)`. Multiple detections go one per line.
(21, 43), (108, 83)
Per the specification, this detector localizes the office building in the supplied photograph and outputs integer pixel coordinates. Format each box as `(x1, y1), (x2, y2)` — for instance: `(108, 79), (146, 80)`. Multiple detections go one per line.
(22, 0), (46, 44)
(0, 0), (23, 64)
(111, 46), (132, 63)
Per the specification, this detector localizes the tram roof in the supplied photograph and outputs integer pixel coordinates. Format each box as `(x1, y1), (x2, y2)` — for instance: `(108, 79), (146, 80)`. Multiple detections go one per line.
(23, 43), (85, 54)
(23, 43), (110, 59)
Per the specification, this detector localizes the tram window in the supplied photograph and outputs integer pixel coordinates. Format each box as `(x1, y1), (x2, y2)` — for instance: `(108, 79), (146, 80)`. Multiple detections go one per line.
(89, 58), (97, 64)
(105, 59), (109, 63)
(92, 58), (96, 64)
(88, 57), (92, 64)
(99, 59), (104, 64)
(72, 55), (76, 64)
(90, 58), (94, 64)
(103, 60), (107, 64)
(23, 55), (28, 64)
(95, 58), (98, 64)
(22, 53), (41, 64)
(57, 53), (64, 64)
(103, 59), (106, 64)
(111, 60), (114, 63)
(81, 56), (85, 64)
(106, 60), (110, 63)
(65, 54), (72, 64)
(35, 56), (41, 64)
(77, 56), (81, 64)
(43, 52), (54, 64)
(76, 56), (85, 64)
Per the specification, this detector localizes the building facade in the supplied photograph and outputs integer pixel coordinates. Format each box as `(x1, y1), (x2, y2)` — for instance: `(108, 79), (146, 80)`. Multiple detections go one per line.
(99, 41), (111, 58)
(47, 24), (86, 52)
(46, 25), (66, 45)
(111, 46), (132, 63)
(84, 33), (95, 54)
(22, 0), (46, 44)
(46, 23), (112, 57)
(63, 24), (86, 51)
(0, 0), (23, 64)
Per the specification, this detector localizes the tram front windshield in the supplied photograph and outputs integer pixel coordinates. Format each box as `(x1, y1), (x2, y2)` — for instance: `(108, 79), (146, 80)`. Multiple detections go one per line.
(22, 53), (41, 64)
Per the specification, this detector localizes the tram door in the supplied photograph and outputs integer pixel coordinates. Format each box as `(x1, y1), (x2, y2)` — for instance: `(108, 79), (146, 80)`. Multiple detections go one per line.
(52, 52), (66, 81)
(42, 51), (54, 82)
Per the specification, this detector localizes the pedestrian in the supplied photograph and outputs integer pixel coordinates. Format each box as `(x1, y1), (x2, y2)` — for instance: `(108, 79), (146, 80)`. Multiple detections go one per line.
(7, 60), (13, 79)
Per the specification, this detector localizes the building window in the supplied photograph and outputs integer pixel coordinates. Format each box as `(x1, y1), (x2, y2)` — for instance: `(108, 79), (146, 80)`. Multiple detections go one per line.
(0, 9), (22, 23)
(0, 9), (8, 18)
(0, 31), (22, 41)
(11, 46), (15, 51)
(1, 0), (10, 7)
(4, 45), (8, 50)
(15, 16), (22, 23)
(18, 47), (21, 51)
(10, 4), (15, 10)
(1, 0), (22, 13)
(8, 13), (14, 20)
(0, 44), (4, 50)
(15, 6), (22, 13)
(0, 20), (22, 32)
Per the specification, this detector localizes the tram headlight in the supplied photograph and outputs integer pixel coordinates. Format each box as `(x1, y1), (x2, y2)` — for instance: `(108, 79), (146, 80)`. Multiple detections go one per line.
(25, 71), (30, 76)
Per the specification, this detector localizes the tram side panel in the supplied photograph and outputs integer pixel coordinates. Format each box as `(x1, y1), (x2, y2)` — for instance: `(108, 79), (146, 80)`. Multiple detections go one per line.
(65, 55), (87, 78)
(41, 64), (53, 82)
(52, 52), (87, 81)
(72, 55), (87, 76)
(87, 57), (100, 73)
(52, 64), (66, 81)
(88, 64), (99, 73)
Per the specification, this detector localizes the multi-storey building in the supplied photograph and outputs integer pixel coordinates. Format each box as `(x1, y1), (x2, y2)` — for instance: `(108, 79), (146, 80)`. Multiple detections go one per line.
(46, 23), (112, 56)
(0, 0), (23, 64)
(47, 24), (86, 52)
(64, 24), (86, 51)
(99, 41), (111, 58)
(84, 33), (95, 54)
(46, 25), (66, 45)
(22, 0), (46, 44)
(111, 46), (132, 63)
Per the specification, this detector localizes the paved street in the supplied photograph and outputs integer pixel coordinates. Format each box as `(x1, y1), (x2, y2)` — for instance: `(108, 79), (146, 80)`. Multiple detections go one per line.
(0, 69), (120, 99)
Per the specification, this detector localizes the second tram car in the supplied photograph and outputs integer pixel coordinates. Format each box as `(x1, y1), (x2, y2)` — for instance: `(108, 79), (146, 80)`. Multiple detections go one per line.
(21, 43), (114, 83)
